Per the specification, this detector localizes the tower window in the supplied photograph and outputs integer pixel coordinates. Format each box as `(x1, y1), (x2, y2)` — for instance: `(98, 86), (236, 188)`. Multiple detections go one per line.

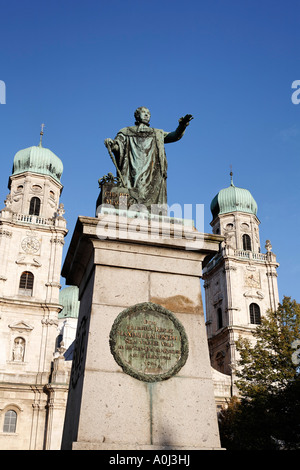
(217, 308), (223, 329)
(19, 271), (34, 296)
(3, 410), (17, 433)
(249, 303), (261, 324)
(242, 234), (252, 251)
(29, 197), (41, 216)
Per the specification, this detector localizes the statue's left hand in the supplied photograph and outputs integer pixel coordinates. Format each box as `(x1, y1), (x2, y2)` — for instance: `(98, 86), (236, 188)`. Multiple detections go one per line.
(179, 114), (194, 126)
(104, 138), (114, 148)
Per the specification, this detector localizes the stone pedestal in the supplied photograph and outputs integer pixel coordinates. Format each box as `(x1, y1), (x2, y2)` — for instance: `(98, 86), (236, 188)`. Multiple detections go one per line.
(61, 213), (223, 450)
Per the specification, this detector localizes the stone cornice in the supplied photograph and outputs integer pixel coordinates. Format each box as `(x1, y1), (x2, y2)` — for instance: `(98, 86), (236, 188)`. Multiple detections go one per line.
(62, 214), (223, 286)
(0, 296), (62, 312)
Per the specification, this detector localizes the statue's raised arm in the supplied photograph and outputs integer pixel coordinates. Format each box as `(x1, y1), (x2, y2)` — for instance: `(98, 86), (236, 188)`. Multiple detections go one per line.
(164, 114), (194, 143)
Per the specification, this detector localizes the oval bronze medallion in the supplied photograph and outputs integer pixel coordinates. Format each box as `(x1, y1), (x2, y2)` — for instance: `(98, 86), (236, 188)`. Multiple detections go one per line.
(109, 302), (189, 382)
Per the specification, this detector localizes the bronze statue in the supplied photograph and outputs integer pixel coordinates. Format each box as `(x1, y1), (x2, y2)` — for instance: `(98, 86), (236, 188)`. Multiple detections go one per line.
(104, 107), (193, 210)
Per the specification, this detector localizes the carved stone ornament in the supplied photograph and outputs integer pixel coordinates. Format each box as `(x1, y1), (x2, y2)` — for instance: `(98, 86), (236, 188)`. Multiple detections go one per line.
(12, 337), (25, 362)
(265, 239), (272, 252)
(243, 290), (264, 299)
(109, 302), (189, 383)
(15, 256), (41, 268)
(41, 318), (58, 327)
(4, 194), (12, 208)
(244, 271), (261, 289)
(8, 321), (34, 333)
(50, 237), (65, 245)
(0, 229), (12, 237)
(56, 203), (65, 218)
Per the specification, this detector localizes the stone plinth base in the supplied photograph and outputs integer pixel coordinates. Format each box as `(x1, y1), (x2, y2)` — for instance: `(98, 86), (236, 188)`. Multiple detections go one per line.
(61, 213), (223, 450)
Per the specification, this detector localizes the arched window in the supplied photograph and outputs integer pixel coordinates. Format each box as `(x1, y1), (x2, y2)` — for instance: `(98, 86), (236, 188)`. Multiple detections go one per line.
(3, 410), (17, 433)
(29, 197), (41, 216)
(19, 271), (34, 296)
(242, 233), (252, 251)
(249, 303), (261, 324)
(217, 308), (223, 329)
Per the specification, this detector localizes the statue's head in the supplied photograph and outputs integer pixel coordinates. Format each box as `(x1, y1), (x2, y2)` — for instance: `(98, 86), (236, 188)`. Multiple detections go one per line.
(134, 107), (151, 125)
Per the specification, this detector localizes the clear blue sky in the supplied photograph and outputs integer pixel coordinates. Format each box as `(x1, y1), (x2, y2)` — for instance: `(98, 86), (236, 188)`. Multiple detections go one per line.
(0, 0), (299, 304)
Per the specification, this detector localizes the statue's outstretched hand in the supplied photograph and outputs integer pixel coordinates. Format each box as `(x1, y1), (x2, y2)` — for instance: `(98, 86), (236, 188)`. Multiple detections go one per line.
(179, 114), (194, 126)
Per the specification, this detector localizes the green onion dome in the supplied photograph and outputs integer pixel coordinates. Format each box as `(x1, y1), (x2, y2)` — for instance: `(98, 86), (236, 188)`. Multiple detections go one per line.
(211, 174), (257, 220)
(12, 143), (63, 183)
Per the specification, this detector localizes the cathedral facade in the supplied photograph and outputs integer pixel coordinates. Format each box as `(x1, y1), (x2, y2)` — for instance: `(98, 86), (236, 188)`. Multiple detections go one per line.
(0, 139), (279, 448)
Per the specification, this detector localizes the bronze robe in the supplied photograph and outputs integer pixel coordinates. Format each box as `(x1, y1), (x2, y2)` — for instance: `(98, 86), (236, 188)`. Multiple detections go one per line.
(113, 122), (186, 208)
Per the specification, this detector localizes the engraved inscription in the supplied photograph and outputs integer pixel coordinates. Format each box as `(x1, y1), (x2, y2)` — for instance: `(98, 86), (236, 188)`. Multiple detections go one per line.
(109, 302), (189, 382)
(116, 315), (181, 373)
(103, 190), (129, 207)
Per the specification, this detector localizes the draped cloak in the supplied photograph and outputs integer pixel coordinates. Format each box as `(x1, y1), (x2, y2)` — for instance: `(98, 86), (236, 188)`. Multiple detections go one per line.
(112, 123), (186, 209)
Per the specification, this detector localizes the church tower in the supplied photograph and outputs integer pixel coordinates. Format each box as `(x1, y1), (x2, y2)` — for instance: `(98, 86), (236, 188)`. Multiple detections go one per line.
(203, 174), (279, 381)
(0, 129), (69, 450)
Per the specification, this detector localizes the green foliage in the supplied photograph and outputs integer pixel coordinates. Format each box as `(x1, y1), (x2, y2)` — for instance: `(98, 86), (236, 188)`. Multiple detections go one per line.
(218, 296), (300, 450)
(235, 296), (300, 398)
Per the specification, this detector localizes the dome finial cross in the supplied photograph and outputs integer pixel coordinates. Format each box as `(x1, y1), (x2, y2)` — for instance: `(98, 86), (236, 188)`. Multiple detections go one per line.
(230, 164), (234, 186)
(39, 123), (45, 147)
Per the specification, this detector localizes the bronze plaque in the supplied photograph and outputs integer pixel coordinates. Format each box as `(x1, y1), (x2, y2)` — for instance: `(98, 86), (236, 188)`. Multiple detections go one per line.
(96, 182), (136, 210)
(109, 302), (189, 382)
